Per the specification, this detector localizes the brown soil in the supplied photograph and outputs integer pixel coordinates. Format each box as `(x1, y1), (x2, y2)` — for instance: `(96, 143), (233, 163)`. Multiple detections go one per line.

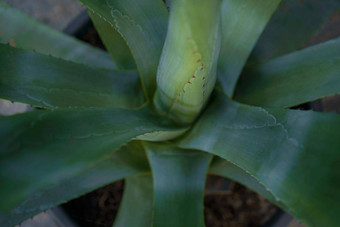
(77, 26), (106, 50)
(62, 175), (278, 227)
(62, 181), (124, 227)
(204, 176), (278, 227)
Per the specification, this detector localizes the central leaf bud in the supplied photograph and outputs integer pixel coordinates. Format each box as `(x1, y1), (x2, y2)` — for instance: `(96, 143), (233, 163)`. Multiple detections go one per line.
(153, 0), (221, 124)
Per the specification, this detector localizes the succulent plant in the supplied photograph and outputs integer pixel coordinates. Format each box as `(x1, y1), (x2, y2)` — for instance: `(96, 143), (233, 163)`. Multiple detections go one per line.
(0, 0), (339, 226)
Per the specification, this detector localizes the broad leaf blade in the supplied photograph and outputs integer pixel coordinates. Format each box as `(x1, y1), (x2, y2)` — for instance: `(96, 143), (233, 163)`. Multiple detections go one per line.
(145, 142), (211, 227)
(250, 0), (340, 62)
(0, 44), (144, 109)
(0, 141), (150, 227)
(78, 0), (169, 99)
(114, 174), (153, 227)
(218, 0), (281, 97)
(178, 92), (340, 226)
(0, 106), (182, 213)
(0, 1), (114, 69)
(234, 37), (340, 108)
(89, 12), (136, 70)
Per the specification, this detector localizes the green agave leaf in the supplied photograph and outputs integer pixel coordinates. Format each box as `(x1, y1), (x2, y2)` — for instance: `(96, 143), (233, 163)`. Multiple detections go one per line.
(145, 142), (211, 227)
(0, 1), (114, 69)
(89, 12), (136, 70)
(218, 0), (281, 97)
(154, 0), (221, 124)
(178, 92), (340, 226)
(0, 105), (183, 213)
(0, 141), (150, 227)
(77, 0), (169, 99)
(234, 37), (340, 108)
(136, 128), (189, 142)
(209, 157), (287, 210)
(0, 44), (144, 109)
(114, 174), (153, 227)
(250, 0), (340, 62)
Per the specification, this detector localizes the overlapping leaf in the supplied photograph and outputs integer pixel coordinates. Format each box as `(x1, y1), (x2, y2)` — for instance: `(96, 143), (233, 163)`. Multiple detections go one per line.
(0, 1), (114, 69)
(0, 106), (183, 212)
(145, 142), (211, 227)
(114, 174), (153, 227)
(250, 0), (340, 62)
(89, 12), (136, 70)
(78, 0), (169, 99)
(0, 141), (150, 227)
(209, 157), (287, 210)
(1, 0), (339, 226)
(218, 0), (281, 96)
(234, 37), (340, 108)
(0, 44), (144, 109)
(233, 0), (340, 102)
(178, 92), (340, 226)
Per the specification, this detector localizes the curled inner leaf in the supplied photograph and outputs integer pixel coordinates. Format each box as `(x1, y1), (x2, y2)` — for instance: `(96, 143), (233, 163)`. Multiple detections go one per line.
(154, 0), (221, 124)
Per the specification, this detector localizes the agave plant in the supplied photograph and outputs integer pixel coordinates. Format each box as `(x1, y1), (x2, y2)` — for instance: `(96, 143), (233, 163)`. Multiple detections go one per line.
(0, 0), (340, 226)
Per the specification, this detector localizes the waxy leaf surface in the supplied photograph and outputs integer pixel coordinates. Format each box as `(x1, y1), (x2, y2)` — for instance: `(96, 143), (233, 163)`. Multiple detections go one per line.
(145, 142), (211, 227)
(235, 37), (340, 108)
(250, 0), (340, 62)
(0, 1), (114, 69)
(77, 0), (168, 99)
(154, 0), (221, 124)
(0, 44), (144, 109)
(89, 12), (136, 70)
(0, 141), (150, 226)
(0, 106), (182, 216)
(218, 0), (281, 96)
(178, 93), (340, 226)
(114, 174), (153, 227)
